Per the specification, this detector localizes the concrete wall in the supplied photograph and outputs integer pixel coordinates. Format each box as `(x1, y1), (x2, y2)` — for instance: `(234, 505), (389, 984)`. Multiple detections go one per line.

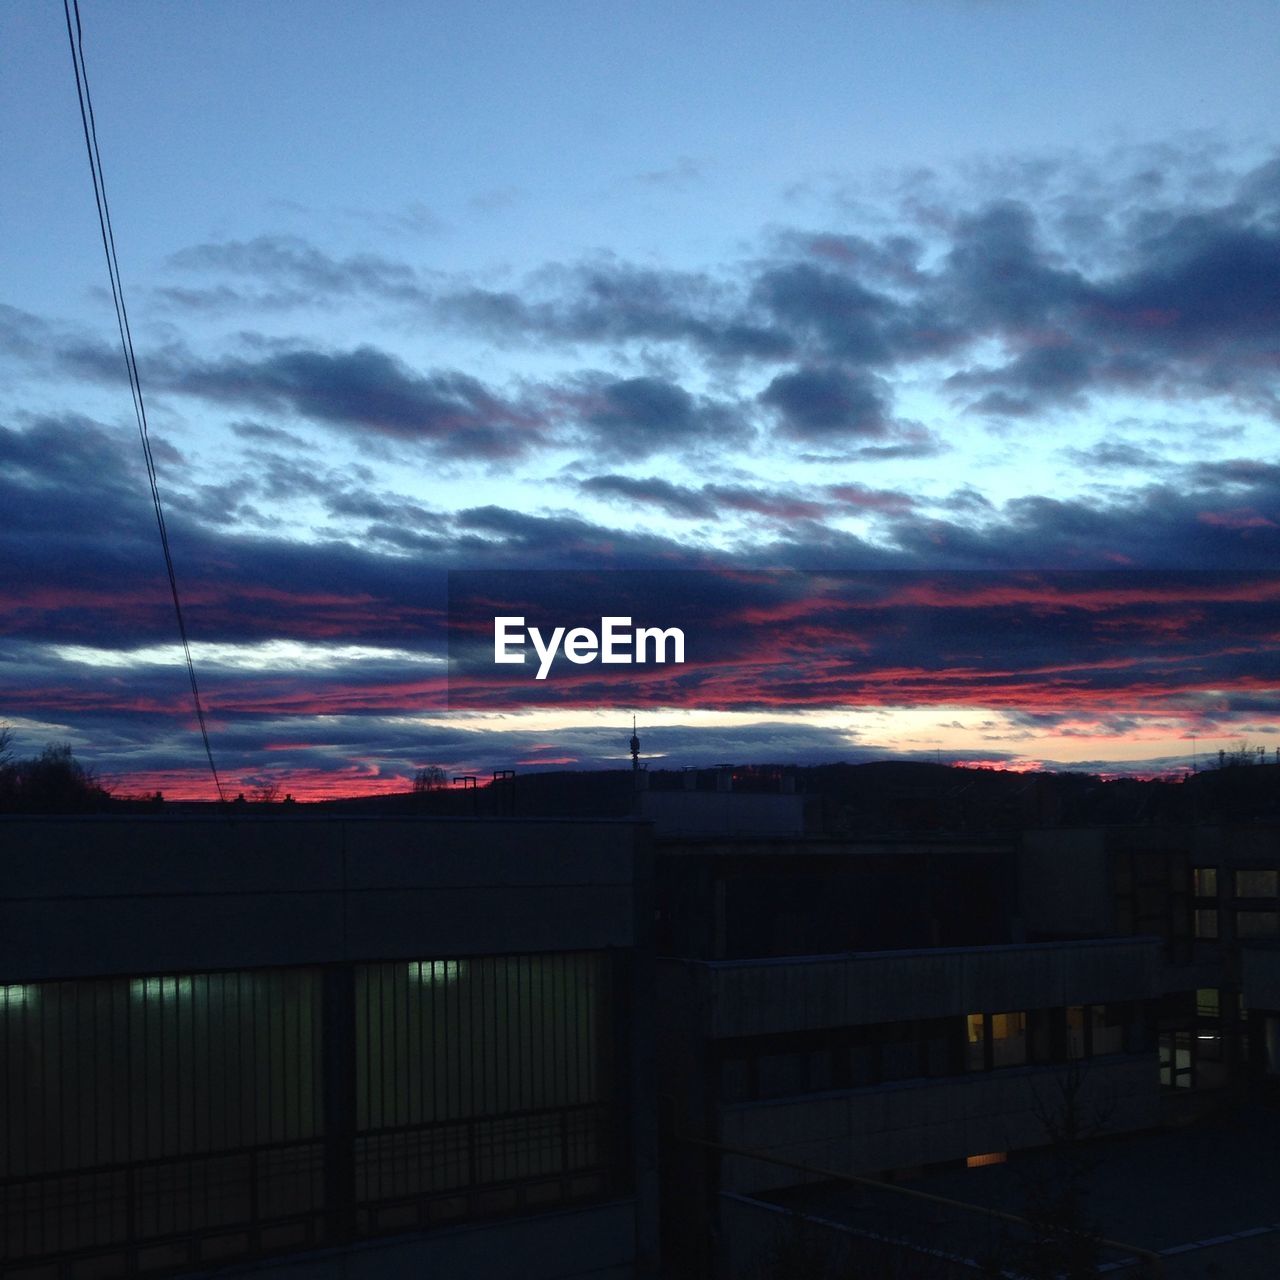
(1189, 825), (1280, 866)
(716, 1057), (1158, 1193)
(1018, 829), (1114, 937)
(663, 938), (1160, 1040)
(0, 815), (646, 981)
(1242, 945), (1280, 1013)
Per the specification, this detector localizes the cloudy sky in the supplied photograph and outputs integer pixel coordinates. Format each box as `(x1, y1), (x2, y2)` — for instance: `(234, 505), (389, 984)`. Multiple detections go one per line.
(3, 1), (1279, 797)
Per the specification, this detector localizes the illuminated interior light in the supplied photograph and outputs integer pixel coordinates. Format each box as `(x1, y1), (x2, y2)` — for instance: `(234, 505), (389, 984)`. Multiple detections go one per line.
(407, 960), (463, 984)
(130, 976), (194, 1001)
(966, 1152), (1007, 1168)
(0, 984), (34, 1008)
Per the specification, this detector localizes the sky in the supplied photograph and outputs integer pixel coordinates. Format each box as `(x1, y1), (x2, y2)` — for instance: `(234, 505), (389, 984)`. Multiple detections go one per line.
(2, 1), (1279, 798)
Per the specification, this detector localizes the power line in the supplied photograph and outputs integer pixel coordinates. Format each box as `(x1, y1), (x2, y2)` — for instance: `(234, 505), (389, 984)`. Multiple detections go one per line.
(63, 0), (225, 803)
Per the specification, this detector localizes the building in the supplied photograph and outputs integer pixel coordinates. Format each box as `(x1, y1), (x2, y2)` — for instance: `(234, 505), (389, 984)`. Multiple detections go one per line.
(5, 799), (1280, 1279)
(653, 816), (1280, 1277)
(0, 815), (657, 1279)
(653, 832), (1163, 1276)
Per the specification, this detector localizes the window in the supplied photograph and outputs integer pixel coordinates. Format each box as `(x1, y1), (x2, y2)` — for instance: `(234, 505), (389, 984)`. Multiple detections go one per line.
(1090, 1005), (1124, 1056)
(1066, 1005), (1087, 1060)
(1159, 1031), (1193, 1089)
(1193, 867), (1218, 897)
(846, 1041), (875, 1087)
(1, 969), (325, 1268)
(354, 952), (617, 1227)
(1196, 988), (1220, 1018)
(921, 1019), (952, 1077)
(1235, 910), (1280, 939)
(1234, 869), (1279, 899)
(990, 1012), (1028, 1067)
(966, 1013), (986, 1072)
(1194, 908), (1220, 939)
(880, 1023), (921, 1082)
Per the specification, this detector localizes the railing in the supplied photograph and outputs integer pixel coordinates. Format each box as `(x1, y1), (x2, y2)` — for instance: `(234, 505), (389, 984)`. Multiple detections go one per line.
(1, 1104), (621, 1276)
(1, 1138), (326, 1273)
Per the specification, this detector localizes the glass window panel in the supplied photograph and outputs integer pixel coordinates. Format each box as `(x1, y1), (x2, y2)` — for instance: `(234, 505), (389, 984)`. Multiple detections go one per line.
(1193, 867), (1218, 897)
(965, 1014), (986, 1072)
(1195, 909), (1220, 939)
(1196, 988), (1220, 1018)
(1066, 1005), (1087, 1060)
(1236, 911), (1280, 938)
(1090, 1005), (1124, 1056)
(880, 1039), (920, 1083)
(1234, 869), (1279, 898)
(991, 1012), (1027, 1068)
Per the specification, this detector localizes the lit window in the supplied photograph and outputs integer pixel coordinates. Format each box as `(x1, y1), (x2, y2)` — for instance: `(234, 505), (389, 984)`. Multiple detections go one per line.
(406, 959), (463, 984)
(966, 1013), (986, 1071)
(0, 983), (35, 1008)
(966, 1151), (1007, 1168)
(1234, 869), (1279, 898)
(1193, 867), (1218, 897)
(129, 976), (193, 1001)
(990, 1012), (1027, 1068)
(1159, 1031), (1193, 1089)
(1196, 988), (1219, 1018)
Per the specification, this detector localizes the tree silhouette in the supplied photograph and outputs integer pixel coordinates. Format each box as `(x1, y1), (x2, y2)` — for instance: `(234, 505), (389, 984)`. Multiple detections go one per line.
(0, 739), (110, 812)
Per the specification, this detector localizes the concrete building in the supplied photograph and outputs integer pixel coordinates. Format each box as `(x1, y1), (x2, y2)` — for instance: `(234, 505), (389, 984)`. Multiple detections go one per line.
(651, 818), (1280, 1276)
(653, 832), (1166, 1275)
(0, 815), (657, 1279)
(5, 802), (1280, 1279)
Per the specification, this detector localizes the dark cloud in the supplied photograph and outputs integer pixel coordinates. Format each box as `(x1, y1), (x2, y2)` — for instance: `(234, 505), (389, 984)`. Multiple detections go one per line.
(752, 263), (895, 363)
(576, 375), (750, 457)
(1063, 441), (1167, 471)
(6, 409), (1279, 790)
(439, 261), (794, 362)
(939, 201), (1086, 331)
(759, 366), (889, 438)
(9, 144), (1280, 794)
(578, 474), (716, 519)
(161, 235), (427, 311)
(578, 475), (886, 523)
(1191, 458), (1280, 488)
(173, 345), (540, 458)
(950, 340), (1094, 412)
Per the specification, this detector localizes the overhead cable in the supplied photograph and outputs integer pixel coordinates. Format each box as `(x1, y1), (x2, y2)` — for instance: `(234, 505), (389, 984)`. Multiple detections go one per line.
(63, 0), (226, 802)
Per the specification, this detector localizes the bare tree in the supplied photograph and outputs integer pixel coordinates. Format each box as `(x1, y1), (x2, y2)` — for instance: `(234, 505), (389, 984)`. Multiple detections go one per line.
(413, 764), (447, 793)
(1006, 1059), (1116, 1280)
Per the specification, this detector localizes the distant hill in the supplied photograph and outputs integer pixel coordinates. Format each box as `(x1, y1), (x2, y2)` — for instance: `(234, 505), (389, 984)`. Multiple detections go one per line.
(291, 759), (1280, 833)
